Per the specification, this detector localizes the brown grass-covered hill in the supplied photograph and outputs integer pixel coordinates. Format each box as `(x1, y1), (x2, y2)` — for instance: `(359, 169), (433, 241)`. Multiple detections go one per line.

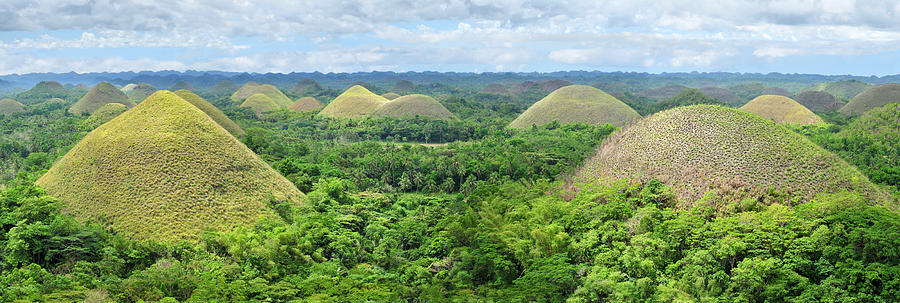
(288, 97), (324, 112)
(382, 92), (401, 100)
(348, 81), (375, 91)
(837, 102), (900, 141)
(0, 98), (26, 114)
(85, 103), (128, 125)
(840, 84), (900, 116)
(174, 89), (245, 136)
(739, 95), (823, 125)
(230, 82), (292, 107)
(169, 80), (194, 92)
(35, 90), (302, 242)
(69, 82), (135, 115)
(318, 85), (390, 118)
(289, 79), (322, 95)
(794, 91), (844, 112)
(574, 105), (888, 205)
(127, 83), (158, 103)
(698, 87), (742, 106)
(241, 93), (282, 118)
(392, 80), (415, 92)
(373, 94), (456, 120)
(508, 85), (640, 129)
(637, 85), (689, 100)
(761, 87), (792, 97)
(208, 80), (239, 97)
(808, 80), (871, 100)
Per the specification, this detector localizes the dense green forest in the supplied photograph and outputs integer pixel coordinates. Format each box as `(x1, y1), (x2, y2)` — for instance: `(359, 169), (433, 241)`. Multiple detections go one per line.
(0, 81), (898, 302)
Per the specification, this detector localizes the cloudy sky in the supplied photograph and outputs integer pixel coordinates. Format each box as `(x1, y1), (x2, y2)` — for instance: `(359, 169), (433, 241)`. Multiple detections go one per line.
(1, 0), (900, 75)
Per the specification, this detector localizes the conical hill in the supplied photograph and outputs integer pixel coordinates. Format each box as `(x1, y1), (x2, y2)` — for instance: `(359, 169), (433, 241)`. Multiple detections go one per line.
(739, 95), (822, 125)
(85, 103), (128, 125)
(373, 94), (456, 120)
(230, 82), (292, 106)
(209, 80), (239, 97)
(69, 82), (135, 115)
(174, 89), (244, 136)
(0, 98), (26, 114)
(574, 105), (888, 205)
(36, 91), (302, 242)
(240, 93), (282, 117)
(508, 85), (640, 128)
(170, 80), (194, 92)
(318, 85), (390, 118)
(288, 97), (323, 112)
(127, 83), (158, 103)
(840, 84), (900, 115)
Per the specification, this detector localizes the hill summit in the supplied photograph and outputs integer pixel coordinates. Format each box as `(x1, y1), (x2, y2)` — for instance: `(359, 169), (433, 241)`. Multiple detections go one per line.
(840, 83), (900, 115)
(36, 90), (302, 242)
(231, 82), (292, 107)
(0, 98), (26, 114)
(739, 95), (822, 125)
(26, 81), (68, 96)
(68, 82), (135, 115)
(574, 105), (887, 205)
(209, 80), (239, 97)
(794, 91), (843, 112)
(318, 85), (390, 118)
(288, 97), (323, 112)
(174, 89), (245, 136)
(508, 85), (640, 128)
(127, 83), (158, 103)
(241, 93), (282, 117)
(373, 94), (456, 120)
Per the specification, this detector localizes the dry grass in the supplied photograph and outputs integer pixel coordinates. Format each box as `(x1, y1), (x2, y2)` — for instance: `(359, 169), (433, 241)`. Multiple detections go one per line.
(69, 82), (135, 115)
(739, 95), (823, 125)
(381, 92), (401, 100)
(288, 97), (323, 112)
(761, 87), (792, 97)
(373, 94), (457, 120)
(508, 85), (640, 128)
(0, 98), (26, 114)
(127, 83), (158, 103)
(574, 105), (889, 206)
(175, 89), (245, 136)
(318, 85), (390, 118)
(240, 93), (282, 118)
(794, 91), (843, 112)
(230, 82), (292, 106)
(840, 83), (900, 116)
(36, 90), (302, 242)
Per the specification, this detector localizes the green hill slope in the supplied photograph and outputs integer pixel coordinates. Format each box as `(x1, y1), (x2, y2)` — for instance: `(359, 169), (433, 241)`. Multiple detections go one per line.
(240, 93), (282, 118)
(85, 103), (128, 126)
(838, 103), (900, 140)
(230, 82), (292, 106)
(35, 90), (302, 242)
(0, 98), (26, 114)
(637, 85), (688, 100)
(288, 97), (323, 112)
(795, 91), (843, 112)
(174, 89), (245, 136)
(318, 85), (390, 118)
(574, 105), (887, 204)
(808, 80), (871, 100)
(289, 79), (322, 95)
(740, 95), (822, 125)
(373, 94), (456, 120)
(508, 85), (640, 128)
(209, 80), (239, 97)
(381, 92), (401, 100)
(170, 80), (194, 92)
(840, 83), (900, 115)
(127, 83), (158, 103)
(698, 87), (742, 106)
(68, 82), (135, 115)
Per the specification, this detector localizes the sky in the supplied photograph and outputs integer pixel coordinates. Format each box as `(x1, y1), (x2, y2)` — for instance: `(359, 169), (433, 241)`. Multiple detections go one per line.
(1, 0), (900, 75)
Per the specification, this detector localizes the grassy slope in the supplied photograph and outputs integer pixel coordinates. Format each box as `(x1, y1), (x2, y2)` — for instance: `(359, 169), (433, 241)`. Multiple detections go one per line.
(794, 91), (843, 112)
(36, 90), (302, 242)
(209, 80), (239, 97)
(739, 95), (823, 125)
(841, 84), (900, 115)
(27, 81), (68, 96)
(170, 80), (194, 92)
(575, 105), (888, 205)
(86, 103), (127, 125)
(174, 89), (245, 136)
(127, 83), (158, 103)
(698, 87), (742, 106)
(809, 80), (871, 100)
(838, 102), (900, 140)
(509, 85), (640, 128)
(240, 93), (282, 118)
(318, 85), (390, 118)
(230, 83), (292, 106)
(288, 97), (323, 112)
(69, 82), (135, 115)
(381, 92), (401, 100)
(373, 94), (457, 120)
(0, 99), (26, 114)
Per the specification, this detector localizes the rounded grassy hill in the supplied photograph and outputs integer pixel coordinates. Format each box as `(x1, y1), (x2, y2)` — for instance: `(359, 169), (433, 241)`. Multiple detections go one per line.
(574, 105), (888, 205)
(761, 87), (792, 97)
(27, 81), (68, 96)
(381, 92), (401, 100)
(795, 91), (843, 112)
(508, 85), (640, 128)
(241, 93), (282, 118)
(739, 95), (822, 125)
(209, 80), (239, 97)
(289, 79), (322, 95)
(0, 98), (26, 114)
(68, 82), (135, 115)
(85, 103), (128, 125)
(808, 80), (871, 100)
(127, 83), (158, 103)
(840, 83), (900, 116)
(35, 90), (302, 242)
(392, 80), (415, 92)
(373, 94), (456, 120)
(174, 89), (245, 136)
(288, 97), (323, 112)
(121, 83), (137, 94)
(230, 82), (292, 107)
(698, 87), (742, 106)
(318, 85), (390, 118)
(837, 102), (900, 140)
(169, 80), (194, 92)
